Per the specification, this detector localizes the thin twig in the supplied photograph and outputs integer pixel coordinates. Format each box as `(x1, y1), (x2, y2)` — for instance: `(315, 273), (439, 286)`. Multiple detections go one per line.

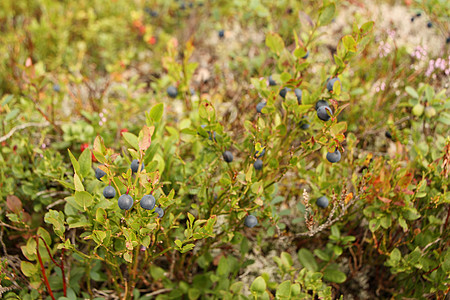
(0, 221), (28, 231)
(46, 199), (67, 209)
(0, 122), (50, 143)
(143, 288), (172, 297)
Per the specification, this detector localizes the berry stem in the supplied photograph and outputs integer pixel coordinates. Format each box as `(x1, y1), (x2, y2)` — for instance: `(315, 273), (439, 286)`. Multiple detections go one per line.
(35, 236), (56, 300)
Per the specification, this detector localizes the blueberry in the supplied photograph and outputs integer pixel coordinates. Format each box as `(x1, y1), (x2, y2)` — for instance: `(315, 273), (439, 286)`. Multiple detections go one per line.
(446, 36), (450, 44)
(416, 12), (422, 17)
(140, 194), (156, 210)
(118, 194), (133, 210)
(299, 117), (310, 129)
(385, 131), (393, 140)
(294, 88), (302, 104)
(218, 30), (225, 38)
(302, 51), (309, 59)
(326, 78), (340, 92)
(268, 75), (277, 86)
(223, 151), (233, 163)
(316, 196), (329, 208)
(131, 159), (144, 174)
(155, 207), (164, 218)
(103, 186), (116, 199)
(315, 100), (329, 111)
(95, 167), (106, 181)
(244, 215), (258, 228)
(167, 86), (178, 98)
(53, 84), (61, 92)
(317, 106), (333, 121)
(427, 21), (432, 28)
(254, 148), (266, 158)
(256, 102), (266, 113)
(200, 125), (216, 141)
(254, 159), (263, 170)
(326, 149), (341, 163)
(279, 87), (291, 99)
(179, 2), (186, 10)
(410, 17), (415, 22)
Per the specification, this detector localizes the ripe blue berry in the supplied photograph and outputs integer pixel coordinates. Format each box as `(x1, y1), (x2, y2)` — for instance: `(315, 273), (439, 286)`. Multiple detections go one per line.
(326, 149), (341, 163)
(326, 78), (340, 92)
(140, 195), (156, 210)
(316, 196), (329, 208)
(268, 75), (277, 86)
(294, 88), (302, 104)
(103, 186), (116, 199)
(244, 215), (258, 228)
(155, 207), (164, 218)
(299, 117), (310, 129)
(218, 30), (225, 38)
(385, 131), (393, 140)
(95, 167), (106, 181)
(223, 151), (233, 163)
(53, 84), (61, 92)
(256, 102), (266, 113)
(427, 21), (432, 28)
(167, 86), (178, 98)
(118, 194), (134, 210)
(315, 100), (329, 111)
(131, 159), (144, 174)
(302, 51), (309, 59)
(254, 159), (263, 170)
(254, 148), (266, 158)
(317, 106), (333, 121)
(279, 87), (291, 99)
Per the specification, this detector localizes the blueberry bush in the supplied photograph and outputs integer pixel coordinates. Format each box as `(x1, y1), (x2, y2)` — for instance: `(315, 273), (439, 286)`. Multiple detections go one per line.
(1, 0), (449, 299)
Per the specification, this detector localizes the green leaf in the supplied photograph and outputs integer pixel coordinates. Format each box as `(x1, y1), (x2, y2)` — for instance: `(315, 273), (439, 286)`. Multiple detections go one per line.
(318, 3), (336, 26)
(74, 173), (84, 192)
(330, 122), (347, 136)
(390, 248), (401, 263)
(68, 149), (80, 175)
(405, 86), (419, 99)
(342, 35), (357, 52)
(150, 103), (164, 122)
(265, 33), (285, 55)
(276, 280), (291, 299)
(251, 276), (266, 294)
(74, 191), (93, 211)
(403, 207), (420, 221)
(21, 261), (38, 277)
(314, 249), (331, 261)
(297, 248), (318, 272)
(78, 148), (92, 178)
(122, 132), (139, 151)
(360, 21), (374, 34)
(150, 265), (165, 280)
(280, 72), (291, 83)
(44, 209), (65, 237)
(323, 264), (346, 283)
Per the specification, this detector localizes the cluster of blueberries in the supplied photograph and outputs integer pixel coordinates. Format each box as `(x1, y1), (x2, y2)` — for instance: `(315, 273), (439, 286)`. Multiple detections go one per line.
(255, 75), (344, 210)
(96, 160), (164, 217)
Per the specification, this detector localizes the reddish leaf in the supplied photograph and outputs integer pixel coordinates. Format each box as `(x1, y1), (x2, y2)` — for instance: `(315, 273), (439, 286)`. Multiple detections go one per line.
(139, 126), (154, 151)
(6, 195), (23, 214)
(378, 196), (392, 203)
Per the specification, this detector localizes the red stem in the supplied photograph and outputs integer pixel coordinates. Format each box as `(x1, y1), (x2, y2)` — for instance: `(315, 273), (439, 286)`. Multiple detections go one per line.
(35, 237), (56, 300)
(39, 236), (61, 267)
(61, 248), (67, 296)
(38, 236), (67, 297)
